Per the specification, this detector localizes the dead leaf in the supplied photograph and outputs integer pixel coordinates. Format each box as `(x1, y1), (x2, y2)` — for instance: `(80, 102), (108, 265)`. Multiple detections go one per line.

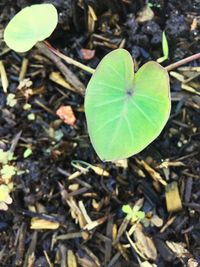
(56, 105), (76, 125)
(134, 224), (157, 260)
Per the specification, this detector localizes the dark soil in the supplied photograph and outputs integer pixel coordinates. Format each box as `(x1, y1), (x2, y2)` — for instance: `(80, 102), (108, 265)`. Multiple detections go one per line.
(0, 0), (200, 266)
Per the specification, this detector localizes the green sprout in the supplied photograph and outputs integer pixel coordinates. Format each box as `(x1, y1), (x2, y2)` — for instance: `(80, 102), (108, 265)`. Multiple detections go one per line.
(157, 31), (169, 63)
(23, 148), (33, 158)
(122, 204), (145, 222)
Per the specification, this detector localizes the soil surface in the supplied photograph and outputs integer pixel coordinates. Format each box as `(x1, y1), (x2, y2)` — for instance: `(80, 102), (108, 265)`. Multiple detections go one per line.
(0, 0), (200, 267)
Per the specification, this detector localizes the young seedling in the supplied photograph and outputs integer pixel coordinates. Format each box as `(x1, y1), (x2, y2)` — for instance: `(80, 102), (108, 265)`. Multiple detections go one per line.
(85, 49), (170, 161)
(4, 4), (58, 52)
(3, 4), (200, 162)
(122, 204), (145, 223)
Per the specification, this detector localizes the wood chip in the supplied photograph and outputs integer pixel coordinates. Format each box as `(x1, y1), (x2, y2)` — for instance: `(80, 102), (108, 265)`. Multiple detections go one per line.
(165, 182), (182, 212)
(0, 60), (8, 93)
(136, 159), (167, 186)
(30, 218), (59, 230)
(83, 216), (107, 231)
(90, 165), (110, 176)
(67, 250), (77, 267)
(88, 5), (97, 33)
(166, 241), (189, 257)
(181, 84), (200, 96)
(19, 58), (29, 81)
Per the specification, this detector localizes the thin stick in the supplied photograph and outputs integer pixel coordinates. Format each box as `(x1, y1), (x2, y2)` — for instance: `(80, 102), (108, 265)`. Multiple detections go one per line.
(165, 53), (200, 72)
(44, 41), (95, 74)
(36, 42), (85, 95)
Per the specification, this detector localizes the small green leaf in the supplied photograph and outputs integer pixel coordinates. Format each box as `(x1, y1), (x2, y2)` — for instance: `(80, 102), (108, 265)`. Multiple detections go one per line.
(23, 148), (32, 158)
(136, 211), (145, 220)
(157, 31), (169, 63)
(85, 49), (171, 161)
(162, 31), (169, 58)
(122, 204), (133, 214)
(4, 4), (58, 52)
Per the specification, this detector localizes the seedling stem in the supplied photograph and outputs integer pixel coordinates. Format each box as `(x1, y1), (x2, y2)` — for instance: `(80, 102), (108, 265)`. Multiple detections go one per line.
(43, 41), (200, 74)
(43, 41), (95, 74)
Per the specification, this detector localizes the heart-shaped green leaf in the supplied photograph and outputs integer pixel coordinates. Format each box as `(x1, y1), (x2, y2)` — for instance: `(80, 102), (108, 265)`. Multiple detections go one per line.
(4, 4), (58, 52)
(85, 49), (171, 161)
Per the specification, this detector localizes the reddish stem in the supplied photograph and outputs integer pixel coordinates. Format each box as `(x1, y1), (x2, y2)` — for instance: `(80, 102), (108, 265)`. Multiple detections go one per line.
(165, 53), (200, 72)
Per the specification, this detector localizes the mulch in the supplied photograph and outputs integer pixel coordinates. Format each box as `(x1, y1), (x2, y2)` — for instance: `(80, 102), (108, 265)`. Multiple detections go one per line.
(0, 0), (200, 266)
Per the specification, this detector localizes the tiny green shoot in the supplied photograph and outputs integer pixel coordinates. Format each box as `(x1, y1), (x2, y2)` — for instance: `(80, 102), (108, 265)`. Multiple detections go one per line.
(23, 148), (32, 158)
(157, 31), (169, 63)
(122, 204), (145, 222)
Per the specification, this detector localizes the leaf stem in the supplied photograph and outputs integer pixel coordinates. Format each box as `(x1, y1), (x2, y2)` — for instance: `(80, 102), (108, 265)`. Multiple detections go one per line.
(43, 41), (199, 75)
(43, 41), (95, 74)
(165, 53), (200, 72)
